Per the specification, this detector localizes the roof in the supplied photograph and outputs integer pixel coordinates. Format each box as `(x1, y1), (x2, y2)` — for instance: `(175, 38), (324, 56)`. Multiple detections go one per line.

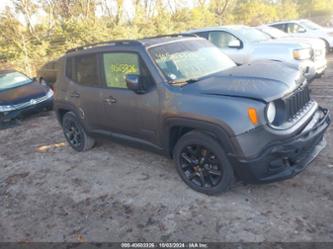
(65, 34), (198, 55)
(0, 69), (16, 74)
(269, 19), (309, 25)
(185, 25), (249, 33)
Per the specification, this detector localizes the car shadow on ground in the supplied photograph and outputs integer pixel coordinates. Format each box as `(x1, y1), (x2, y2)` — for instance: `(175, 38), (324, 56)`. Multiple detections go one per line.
(0, 111), (53, 130)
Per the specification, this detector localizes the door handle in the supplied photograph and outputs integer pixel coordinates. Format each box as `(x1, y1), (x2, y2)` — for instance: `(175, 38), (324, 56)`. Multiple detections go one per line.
(70, 91), (80, 98)
(104, 96), (117, 104)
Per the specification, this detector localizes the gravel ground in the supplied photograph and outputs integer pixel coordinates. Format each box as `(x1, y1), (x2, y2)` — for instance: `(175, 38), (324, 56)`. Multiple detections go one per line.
(0, 56), (332, 242)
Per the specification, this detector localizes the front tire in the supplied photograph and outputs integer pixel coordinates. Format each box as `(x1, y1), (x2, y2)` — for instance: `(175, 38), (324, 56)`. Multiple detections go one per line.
(62, 111), (95, 152)
(173, 131), (234, 195)
(322, 39), (330, 55)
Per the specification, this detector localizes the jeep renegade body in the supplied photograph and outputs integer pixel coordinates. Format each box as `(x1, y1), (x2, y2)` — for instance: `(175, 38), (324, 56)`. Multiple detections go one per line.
(185, 25), (323, 80)
(54, 35), (330, 195)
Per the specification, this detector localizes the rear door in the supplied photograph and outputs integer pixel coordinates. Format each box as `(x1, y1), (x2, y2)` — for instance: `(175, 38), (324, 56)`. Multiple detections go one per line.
(66, 53), (105, 130)
(99, 51), (160, 143)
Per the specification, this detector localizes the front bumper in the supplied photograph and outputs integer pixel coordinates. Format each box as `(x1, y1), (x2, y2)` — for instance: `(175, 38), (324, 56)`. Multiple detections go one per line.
(298, 59), (326, 80)
(0, 98), (53, 123)
(231, 107), (330, 183)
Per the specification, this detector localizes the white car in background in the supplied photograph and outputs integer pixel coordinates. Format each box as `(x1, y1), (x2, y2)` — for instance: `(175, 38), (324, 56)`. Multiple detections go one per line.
(257, 25), (327, 77)
(185, 25), (319, 80)
(268, 19), (333, 52)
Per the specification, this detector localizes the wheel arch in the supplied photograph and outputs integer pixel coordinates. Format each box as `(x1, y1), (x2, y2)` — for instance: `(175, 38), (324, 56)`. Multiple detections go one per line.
(319, 38), (330, 53)
(54, 102), (89, 131)
(163, 117), (241, 158)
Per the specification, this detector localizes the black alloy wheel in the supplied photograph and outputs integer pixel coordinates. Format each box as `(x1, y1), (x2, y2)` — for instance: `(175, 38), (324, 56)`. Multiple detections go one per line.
(179, 144), (223, 188)
(62, 112), (95, 152)
(63, 118), (82, 149)
(174, 130), (234, 195)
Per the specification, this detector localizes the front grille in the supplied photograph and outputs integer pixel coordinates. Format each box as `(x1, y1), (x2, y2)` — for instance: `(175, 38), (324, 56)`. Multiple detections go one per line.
(313, 48), (324, 61)
(284, 86), (310, 120)
(11, 94), (50, 111)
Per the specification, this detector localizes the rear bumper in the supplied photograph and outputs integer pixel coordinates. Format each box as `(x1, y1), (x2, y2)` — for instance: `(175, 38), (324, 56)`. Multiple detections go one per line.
(231, 107), (330, 183)
(0, 98), (53, 122)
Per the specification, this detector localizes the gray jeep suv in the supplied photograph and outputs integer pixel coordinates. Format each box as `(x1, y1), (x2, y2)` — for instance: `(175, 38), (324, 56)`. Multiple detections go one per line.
(54, 35), (330, 195)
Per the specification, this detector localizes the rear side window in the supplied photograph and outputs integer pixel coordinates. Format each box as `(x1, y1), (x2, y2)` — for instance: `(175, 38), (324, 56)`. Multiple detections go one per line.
(102, 53), (140, 89)
(74, 54), (99, 86)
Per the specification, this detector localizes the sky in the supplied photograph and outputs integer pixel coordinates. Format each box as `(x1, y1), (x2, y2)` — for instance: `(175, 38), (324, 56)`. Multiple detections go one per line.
(0, 0), (12, 12)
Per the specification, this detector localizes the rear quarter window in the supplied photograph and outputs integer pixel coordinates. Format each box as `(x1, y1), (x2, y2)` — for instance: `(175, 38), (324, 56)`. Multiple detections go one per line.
(65, 57), (74, 80)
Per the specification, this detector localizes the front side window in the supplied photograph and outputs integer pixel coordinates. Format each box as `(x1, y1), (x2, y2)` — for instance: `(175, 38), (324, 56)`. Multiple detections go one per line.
(237, 28), (270, 43)
(260, 27), (288, 39)
(103, 53), (140, 88)
(208, 31), (240, 48)
(287, 23), (306, 33)
(0, 71), (32, 91)
(74, 54), (99, 86)
(300, 20), (322, 30)
(149, 39), (236, 83)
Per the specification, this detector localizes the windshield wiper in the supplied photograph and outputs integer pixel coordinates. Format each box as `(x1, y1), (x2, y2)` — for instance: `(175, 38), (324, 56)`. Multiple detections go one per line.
(170, 78), (199, 85)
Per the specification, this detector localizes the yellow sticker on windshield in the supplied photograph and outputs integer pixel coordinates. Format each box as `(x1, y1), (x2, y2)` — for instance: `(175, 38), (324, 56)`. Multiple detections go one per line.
(111, 64), (138, 73)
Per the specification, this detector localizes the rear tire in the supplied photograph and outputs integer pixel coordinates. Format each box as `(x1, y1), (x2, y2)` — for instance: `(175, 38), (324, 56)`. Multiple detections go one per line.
(62, 111), (95, 152)
(173, 130), (234, 195)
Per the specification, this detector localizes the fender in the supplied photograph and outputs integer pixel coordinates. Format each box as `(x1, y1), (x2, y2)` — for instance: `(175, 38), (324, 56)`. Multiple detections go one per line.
(162, 117), (243, 157)
(54, 101), (92, 133)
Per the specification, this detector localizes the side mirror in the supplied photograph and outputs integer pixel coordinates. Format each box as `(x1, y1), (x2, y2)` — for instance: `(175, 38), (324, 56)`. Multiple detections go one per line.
(125, 74), (144, 93)
(228, 39), (242, 49)
(298, 28), (306, 33)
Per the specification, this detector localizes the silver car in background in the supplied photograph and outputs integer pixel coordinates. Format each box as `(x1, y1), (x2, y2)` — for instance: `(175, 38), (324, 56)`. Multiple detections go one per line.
(268, 19), (333, 52)
(257, 25), (327, 77)
(185, 25), (321, 80)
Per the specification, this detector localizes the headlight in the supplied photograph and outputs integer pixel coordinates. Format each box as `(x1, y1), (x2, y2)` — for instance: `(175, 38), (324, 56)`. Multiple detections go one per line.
(266, 102), (276, 124)
(0, 105), (14, 112)
(46, 89), (54, 98)
(293, 48), (313, 60)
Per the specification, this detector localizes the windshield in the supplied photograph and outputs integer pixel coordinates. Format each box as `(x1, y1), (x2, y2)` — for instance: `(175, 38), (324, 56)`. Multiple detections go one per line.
(149, 39), (236, 83)
(300, 20), (323, 30)
(0, 71), (32, 91)
(259, 27), (288, 38)
(238, 27), (271, 42)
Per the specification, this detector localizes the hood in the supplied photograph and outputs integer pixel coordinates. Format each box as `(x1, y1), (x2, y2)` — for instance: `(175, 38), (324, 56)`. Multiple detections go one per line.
(323, 27), (333, 33)
(0, 82), (49, 105)
(279, 37), (325, 50)
(258, 39), (310, 49)
(185, 61), (304, 102)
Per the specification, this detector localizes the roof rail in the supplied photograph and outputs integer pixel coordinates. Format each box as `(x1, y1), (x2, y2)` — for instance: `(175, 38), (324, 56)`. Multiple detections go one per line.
(66, 39), (142, 54)
(142, 33), (198, 40)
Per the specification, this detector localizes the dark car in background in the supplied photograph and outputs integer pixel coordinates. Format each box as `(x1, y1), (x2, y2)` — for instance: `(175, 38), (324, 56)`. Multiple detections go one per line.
(0, 69), (54, 123)
(37, 60), (58, 90)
